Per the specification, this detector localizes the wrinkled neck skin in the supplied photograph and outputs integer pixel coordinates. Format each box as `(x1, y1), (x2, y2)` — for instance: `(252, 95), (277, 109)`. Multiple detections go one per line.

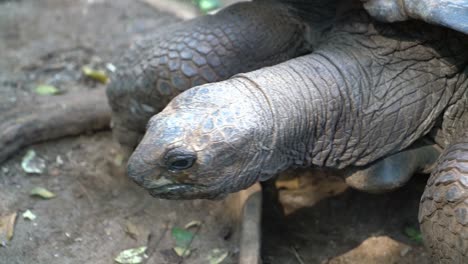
(230, 72), (322, 181)
(129, 9), (468, 198)
(231, 17), (468, 182)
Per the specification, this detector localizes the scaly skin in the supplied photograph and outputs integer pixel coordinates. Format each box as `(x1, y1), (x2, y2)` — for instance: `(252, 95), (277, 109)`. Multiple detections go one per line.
(0, 0), (464, 262)
(106, 0), (318, 148)
(419, 109), (468, 263)
(127, 10), (468, 199)
(420, 136), (468, 263)
(126, 9), (468, 263)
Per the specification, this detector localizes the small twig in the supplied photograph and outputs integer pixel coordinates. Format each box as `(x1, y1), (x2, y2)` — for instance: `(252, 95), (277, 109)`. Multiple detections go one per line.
(39, 45), (94, 61)
(291, 246), (305, 264)
(77, 180), (95, 209)
(145, 222), (170, 262)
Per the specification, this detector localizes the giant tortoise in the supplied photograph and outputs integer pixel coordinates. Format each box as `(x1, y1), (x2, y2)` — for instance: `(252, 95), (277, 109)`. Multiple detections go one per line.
(106, 0), (468, 262)
(0, 0), (465, 263)
(107, 0), (468, 263)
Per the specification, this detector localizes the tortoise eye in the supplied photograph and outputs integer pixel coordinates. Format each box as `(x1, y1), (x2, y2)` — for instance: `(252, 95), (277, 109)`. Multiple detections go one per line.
(169, 157), (195, 170)
(165, 149), (196, 171)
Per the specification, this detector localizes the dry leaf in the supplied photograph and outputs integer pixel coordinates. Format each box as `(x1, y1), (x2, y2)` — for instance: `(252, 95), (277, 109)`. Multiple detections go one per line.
(208, 248), (228, 264)
(184, 220), (201, 229)
(22, 210), (36, 221)
(34, 85), (60, 95)
(21, 150), (46, 174)
(173, 246), (191, 257)
(115, 246), (147, 264)
(0, 212), (17, 246)
(125, 221), (139, 240)
(82, 66), (109, 84)
(30, 187), (56, 199)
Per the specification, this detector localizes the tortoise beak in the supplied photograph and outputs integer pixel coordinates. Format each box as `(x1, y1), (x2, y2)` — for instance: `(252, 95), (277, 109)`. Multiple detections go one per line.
(149, 183), (195, 196)
(148, 183), (227, 200)
(127, 152), (172, 188)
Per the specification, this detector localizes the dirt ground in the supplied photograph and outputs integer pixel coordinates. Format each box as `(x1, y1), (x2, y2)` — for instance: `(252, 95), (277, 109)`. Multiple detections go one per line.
(0, 0), (431, 263)
(0, 1), (237, 264)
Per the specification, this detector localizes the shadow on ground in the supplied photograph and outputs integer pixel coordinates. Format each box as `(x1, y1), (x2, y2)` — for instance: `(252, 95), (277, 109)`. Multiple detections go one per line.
(262, 174), (430, 264)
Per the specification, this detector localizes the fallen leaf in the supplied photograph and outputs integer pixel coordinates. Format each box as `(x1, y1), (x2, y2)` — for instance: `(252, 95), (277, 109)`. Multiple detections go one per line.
(114, 246), (147, 264)
(21, 150), (46, 174)
(184, 220), (201, 229)
(171, 227), (194, 248)
(106, 63), (117, 72)
(114, 153), (125, 167)
(0, 212), (17, 246)
(30, 187), (56, 199)
(173, 246), (191, 257)
(56, 155), (64, 165)
(22, 210), (36, 221)
(275, 177), (301, 190)
(125, 221), (139, 240)
(404, 226), (423, 244)
(82, 66), (109, 84)
(34, 85), (60, 95)
(208, 248), (228, 264)
(195, 0), (220, 12)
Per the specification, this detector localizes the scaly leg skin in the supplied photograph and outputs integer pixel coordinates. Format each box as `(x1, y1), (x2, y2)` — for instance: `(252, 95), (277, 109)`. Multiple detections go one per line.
(419, 133), (468, 263)
(363, 0), (468, 34)
(344, 142), (441, 193)
(107, 0), (320, 149)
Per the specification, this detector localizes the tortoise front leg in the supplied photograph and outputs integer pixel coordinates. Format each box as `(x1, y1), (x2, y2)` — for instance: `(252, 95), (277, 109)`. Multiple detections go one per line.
(419, 134), (468, 263)
(344, 142), (441, 193)
(107, 0), (317, 149)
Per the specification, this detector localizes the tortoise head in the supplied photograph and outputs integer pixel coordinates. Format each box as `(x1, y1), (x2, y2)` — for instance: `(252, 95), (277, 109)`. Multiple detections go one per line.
(127, 80), (275, 199)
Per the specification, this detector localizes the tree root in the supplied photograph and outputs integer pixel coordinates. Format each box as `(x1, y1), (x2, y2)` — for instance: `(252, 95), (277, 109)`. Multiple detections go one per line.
(0, 89), (110, 163)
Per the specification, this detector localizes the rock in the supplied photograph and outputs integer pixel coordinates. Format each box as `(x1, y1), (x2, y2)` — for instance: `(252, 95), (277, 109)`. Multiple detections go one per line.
(328, 236), (412, 264)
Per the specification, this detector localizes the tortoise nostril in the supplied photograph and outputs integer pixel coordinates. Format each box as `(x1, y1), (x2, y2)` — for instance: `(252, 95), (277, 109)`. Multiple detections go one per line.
(126, 160), (143, 184)
(127, 155), (154, 184)
(127, 155), (176, 189)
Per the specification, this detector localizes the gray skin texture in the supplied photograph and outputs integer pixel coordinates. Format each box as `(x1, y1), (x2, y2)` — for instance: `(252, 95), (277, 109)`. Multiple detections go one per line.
(108, 1), (468, 263)
(128, 11), (468, 199)
(344, 142), (442, 193)
(420, 129), (468, 264)
(106, 0), (332, 148)
(108, 0), (468, 263)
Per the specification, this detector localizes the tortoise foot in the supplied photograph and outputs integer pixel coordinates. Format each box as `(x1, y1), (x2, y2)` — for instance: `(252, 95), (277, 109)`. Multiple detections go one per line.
(419, 141), (468, 263)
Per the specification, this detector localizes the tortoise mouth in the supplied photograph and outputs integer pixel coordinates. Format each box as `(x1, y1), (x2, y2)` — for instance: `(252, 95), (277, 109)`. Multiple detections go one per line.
(149, 183), (198, 199)
(150, 183), (195, 194)
(148, 183), (226, 200)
